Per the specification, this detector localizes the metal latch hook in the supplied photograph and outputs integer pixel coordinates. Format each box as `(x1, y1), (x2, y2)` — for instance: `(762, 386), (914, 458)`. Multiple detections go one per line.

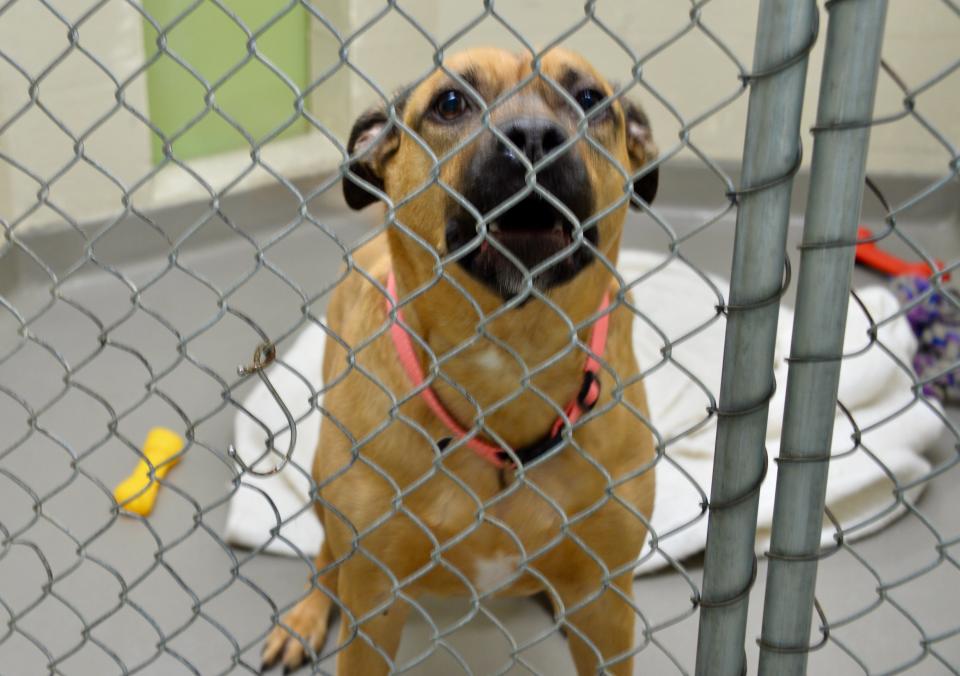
(227, 341), (297, 477)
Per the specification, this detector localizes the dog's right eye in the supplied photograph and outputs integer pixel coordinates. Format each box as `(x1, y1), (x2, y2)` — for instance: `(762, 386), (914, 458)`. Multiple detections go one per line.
(433, 90), (468, 121)
(575, 88), (606, 113)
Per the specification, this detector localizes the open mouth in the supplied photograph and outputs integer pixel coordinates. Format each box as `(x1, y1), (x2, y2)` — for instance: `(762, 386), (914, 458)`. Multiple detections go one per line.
(474, 194), (594, 271)
(481, 195), (578, 253)
(448, 194), (597, 299)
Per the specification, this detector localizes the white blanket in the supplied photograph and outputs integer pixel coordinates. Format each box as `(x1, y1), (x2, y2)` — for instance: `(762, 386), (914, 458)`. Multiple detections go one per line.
(224, 250), (943, 573)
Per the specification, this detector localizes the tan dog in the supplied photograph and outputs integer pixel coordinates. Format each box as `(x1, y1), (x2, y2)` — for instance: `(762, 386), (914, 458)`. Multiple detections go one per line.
(261, 47), (658, 675)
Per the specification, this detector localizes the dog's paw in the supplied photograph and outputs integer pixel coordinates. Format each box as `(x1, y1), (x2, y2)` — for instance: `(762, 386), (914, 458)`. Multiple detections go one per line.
(261, 595), (333, 673)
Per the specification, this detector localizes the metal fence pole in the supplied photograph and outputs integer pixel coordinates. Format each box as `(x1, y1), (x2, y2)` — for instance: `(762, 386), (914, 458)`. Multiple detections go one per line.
(757, 1), (889, 673)
(694, 2), (817, 674)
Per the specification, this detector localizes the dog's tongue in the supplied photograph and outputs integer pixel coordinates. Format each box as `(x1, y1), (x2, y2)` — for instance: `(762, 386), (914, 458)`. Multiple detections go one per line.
(492, 222), (569, 243)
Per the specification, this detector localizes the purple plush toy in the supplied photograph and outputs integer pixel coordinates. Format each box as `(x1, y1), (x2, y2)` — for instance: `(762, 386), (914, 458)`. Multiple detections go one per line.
(891, 275), (960, 402)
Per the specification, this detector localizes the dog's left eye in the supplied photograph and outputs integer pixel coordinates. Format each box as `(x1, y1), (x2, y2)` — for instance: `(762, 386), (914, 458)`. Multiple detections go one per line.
(574, 88), (605, 113)
(433, 90), (468, 121)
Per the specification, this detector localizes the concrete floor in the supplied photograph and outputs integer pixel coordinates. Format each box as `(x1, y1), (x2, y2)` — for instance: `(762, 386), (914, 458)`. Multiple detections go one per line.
(1, 183), (959, 675)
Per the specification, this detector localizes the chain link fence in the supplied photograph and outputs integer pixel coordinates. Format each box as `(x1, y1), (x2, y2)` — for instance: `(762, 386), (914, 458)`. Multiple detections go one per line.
(0, 0), (958, 674)
(766, 1), (960, 672)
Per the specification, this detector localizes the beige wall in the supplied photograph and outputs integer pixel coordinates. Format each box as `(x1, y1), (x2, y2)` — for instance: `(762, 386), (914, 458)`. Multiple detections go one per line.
(0, 0), (341, 235)
(0, 0), (153, 235)
(2, 0), (956, 235)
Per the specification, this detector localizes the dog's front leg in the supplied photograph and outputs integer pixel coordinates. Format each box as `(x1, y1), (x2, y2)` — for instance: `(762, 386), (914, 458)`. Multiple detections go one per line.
(554, 571), (637, 676)
(261, 540), (339, 672)
(335, 556), (411, 675)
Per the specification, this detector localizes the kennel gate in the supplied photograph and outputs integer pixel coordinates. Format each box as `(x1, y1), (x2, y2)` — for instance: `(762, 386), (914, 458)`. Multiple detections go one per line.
(1, 0), (958, 673)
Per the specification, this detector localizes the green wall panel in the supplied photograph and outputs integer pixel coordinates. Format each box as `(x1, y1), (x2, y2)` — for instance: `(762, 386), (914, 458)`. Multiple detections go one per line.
(142, 0), (309, 163)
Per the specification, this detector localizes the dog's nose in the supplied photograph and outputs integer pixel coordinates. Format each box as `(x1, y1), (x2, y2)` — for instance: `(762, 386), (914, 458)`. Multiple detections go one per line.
(498, 118), (568, 164)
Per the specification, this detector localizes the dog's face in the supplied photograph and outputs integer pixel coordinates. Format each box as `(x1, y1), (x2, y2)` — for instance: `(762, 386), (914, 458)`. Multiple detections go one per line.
(343, 47), (658, 301)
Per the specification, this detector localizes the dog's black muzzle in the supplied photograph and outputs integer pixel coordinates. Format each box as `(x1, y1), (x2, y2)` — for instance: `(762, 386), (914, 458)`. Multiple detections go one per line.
(446, 117), (596, 299)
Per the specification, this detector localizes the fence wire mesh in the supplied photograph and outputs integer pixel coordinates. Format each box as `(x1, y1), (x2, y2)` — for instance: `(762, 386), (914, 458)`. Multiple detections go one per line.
(780, 1), (960, 671)
(0, 0), (956, 674)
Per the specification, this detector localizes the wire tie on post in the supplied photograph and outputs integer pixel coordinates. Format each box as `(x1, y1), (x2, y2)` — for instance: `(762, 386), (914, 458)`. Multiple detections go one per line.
(709, 378), (779, 419)
(717, 257), (793, 316)
(705, 451), (770, 513)
(756, 597), (831, 654)
(698, 554), (759, 609)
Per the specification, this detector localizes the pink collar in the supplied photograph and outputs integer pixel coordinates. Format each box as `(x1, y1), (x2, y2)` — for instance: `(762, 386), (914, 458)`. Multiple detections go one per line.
(386, 272), (610, 468)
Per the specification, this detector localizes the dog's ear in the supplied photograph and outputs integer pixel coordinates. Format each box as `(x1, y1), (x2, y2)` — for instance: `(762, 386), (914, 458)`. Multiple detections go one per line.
(622, 99), (659, 208)
(342, 103), (403, 210)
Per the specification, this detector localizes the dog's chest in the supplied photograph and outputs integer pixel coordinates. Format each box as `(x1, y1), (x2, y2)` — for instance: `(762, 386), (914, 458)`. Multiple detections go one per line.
(471, 348), (505, 371)
(471, 553), (522, 594)
(414, 475), (570, 595)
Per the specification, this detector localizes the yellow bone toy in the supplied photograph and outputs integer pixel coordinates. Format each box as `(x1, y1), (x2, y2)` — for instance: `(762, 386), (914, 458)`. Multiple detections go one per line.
(113, 427), (184, 516)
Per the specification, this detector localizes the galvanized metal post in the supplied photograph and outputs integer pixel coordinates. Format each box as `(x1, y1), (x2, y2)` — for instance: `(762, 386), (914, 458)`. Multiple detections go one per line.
(758, 1), (889, 674)
(694, 2), (817, 675)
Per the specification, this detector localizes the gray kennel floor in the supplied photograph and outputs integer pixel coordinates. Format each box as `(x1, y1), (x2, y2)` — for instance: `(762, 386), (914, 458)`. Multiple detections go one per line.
(1, 199), (959, 675)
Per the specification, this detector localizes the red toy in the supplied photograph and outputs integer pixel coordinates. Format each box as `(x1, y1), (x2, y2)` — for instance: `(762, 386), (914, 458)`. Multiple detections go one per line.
(855, 226), (947, 280)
